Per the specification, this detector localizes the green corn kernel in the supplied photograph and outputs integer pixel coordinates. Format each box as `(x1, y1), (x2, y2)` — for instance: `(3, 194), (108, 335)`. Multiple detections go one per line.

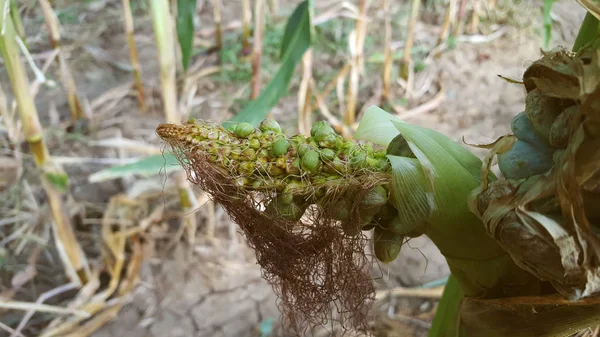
(320, 148), (336, 161)
(259, 118), (282, 133)
(249, 138), (261, 149)
(301, 150), (321, 173)
(234, 122), (255, 138)
(365, 155), (380, 168)
(267, 164), (285, 176)
(272, 139), (291, 156)
(239, 161), (255, 174)
(311, 121), (336, 141)
(241, 148), (256, 160)
(349, 150), (367, 170)
(373, 226), (404, 263)
(265, 196), (306, 221)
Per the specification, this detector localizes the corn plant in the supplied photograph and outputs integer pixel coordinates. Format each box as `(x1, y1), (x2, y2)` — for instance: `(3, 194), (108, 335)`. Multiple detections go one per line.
(156, 3), (600, 336)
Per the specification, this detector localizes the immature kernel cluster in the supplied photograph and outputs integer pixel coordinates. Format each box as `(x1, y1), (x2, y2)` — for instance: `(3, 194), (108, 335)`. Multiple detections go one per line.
(156, 118), (411, 263)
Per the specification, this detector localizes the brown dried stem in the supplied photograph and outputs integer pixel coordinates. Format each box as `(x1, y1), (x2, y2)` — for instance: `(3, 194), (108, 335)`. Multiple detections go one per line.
(121, 0), (147, 111)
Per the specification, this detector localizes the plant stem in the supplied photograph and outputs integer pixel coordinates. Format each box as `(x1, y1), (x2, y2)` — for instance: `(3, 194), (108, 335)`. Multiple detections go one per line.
(298, 49), (313, 135)
(151, 0), (198, 243)
(251, 0), (265, 99)
(438, 0), (454, 46)
(241, 0), (251, 54)
(400, 0), (421, 81)
(212, 0), (222, 50)
(39, 0), (85, 122)
(0, 0), (88, 284)
(150, 0), (179, 123)
(382, 0), (392, 101)
(122, 0), (147, 111)
(344, 0), (369, 127)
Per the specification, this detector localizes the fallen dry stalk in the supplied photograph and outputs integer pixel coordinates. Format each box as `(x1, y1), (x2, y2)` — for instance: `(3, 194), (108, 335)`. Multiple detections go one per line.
(0, 301), (90, 318)
(121, 0), (147, 111)
(39, 0), (85, 121)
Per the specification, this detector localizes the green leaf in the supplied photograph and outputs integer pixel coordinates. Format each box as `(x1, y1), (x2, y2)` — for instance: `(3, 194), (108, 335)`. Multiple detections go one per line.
(542, 0), (555, 50)
(176, 0), (197, 70)
(88, 153), (182, 183)
(45, 172), (69, 193)
(428, 275), (463, 337)
(225, 0), (311, 127)
(573, 12), (600, 52)
(279, 0), (309, 58)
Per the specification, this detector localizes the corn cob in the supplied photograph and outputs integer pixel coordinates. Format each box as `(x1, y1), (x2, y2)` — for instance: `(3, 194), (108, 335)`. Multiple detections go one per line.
(156, 118), (409, 262)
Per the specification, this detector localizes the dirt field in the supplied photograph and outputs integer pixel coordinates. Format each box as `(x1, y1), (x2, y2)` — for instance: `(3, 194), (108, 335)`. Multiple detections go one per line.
(0, 0), (587, 336)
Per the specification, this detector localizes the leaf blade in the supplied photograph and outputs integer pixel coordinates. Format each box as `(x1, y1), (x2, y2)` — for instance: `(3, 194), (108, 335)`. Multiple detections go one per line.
(176, 0), (197, 70)
(225, 0), (312, 127)
(88, 153), (182, 183)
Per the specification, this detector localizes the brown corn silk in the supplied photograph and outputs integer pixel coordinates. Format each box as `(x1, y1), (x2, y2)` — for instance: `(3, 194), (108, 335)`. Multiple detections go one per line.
(467, 44), (600, 335)
(156, 121), (391, 333)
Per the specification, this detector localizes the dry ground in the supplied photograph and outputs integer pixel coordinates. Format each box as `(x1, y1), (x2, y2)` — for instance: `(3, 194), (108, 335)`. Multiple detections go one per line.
(0, 0), (587, 336)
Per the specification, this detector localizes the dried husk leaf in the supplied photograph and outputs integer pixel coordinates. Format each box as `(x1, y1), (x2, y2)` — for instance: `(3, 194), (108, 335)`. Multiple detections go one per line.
(468, 42), (600, 335)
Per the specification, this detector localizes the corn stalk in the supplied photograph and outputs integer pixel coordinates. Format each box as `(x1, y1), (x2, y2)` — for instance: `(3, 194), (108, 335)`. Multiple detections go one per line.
(121, 0), (147, 111)
(381, 0), (392, 101)
(251, 0), (266, 99)
(297, 49), (313, 135)
(150, 0), (198, 242)
(0, 0), (89, 284)
(400, 0), (421, 82)
(344, 0), (369, 127)
(241, 0), (252, 54)
(212, 0), (222, 50)
(39, 0), (85, 121)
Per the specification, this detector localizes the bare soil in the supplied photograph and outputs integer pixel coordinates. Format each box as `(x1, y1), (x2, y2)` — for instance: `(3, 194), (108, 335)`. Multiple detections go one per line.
(0, 0), (586, 336)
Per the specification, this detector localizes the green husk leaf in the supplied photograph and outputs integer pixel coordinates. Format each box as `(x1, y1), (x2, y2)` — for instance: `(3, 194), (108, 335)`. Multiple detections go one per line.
(387, 155), (430, 232)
